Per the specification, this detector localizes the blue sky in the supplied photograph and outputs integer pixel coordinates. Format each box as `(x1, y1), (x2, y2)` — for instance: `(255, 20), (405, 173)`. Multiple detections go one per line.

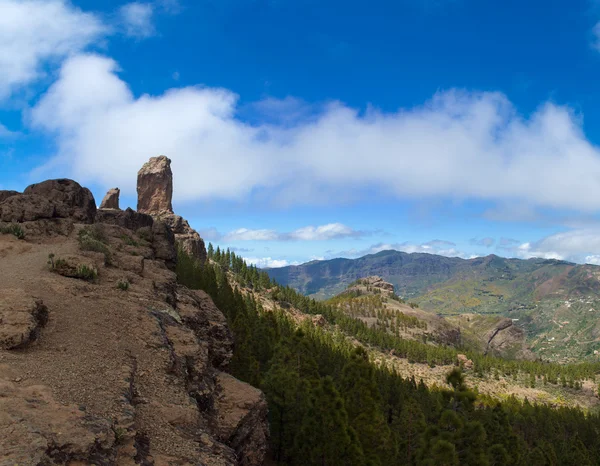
(4, 0), (600, 267)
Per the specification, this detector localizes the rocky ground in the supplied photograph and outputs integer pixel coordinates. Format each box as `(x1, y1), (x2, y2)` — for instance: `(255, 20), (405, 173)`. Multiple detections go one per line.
(0, 175), (268, 465)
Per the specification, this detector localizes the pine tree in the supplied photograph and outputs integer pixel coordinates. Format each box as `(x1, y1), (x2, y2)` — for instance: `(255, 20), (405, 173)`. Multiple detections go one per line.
(293, 376), (365, 466)
(340, 347), (391, 466)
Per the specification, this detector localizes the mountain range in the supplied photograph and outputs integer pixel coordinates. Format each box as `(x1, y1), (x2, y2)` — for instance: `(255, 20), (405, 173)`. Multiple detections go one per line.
(267, 250), (600, 361)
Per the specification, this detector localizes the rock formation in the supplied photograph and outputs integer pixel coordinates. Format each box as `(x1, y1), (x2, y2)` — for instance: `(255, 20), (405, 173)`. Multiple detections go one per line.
(137, 155), (173, 214)
(0, 190), (19, 203)
(0, 173), (268, 464)
(137, 156), (207, 264)
(99, 187), (120, 209)
(23, 179), (96, 223)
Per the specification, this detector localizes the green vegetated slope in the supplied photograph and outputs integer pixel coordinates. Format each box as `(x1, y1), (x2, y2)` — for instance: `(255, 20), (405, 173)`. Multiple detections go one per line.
(178, 246), (600, 465)
(268, 251), (600, 361)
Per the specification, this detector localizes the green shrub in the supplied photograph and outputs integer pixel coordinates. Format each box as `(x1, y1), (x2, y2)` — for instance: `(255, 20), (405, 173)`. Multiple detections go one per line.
(78, 224), (108, 243)
(0, 223), (25, 240)
(78, 226), (111, 264)
(120, 234), (139, 247)
(117, 279), (130, 291)
(75, 264), (98, 281)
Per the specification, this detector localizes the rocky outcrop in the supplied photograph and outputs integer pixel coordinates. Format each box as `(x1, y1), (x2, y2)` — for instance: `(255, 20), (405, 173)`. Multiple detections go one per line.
(24, 179), (96, 223)
(0, 179), (97, 237)
(159, 213), (208, 264)
(136, 156), (207, 264)
(0, 290), (48, 349)
(0, 174), (268, 464)
(99, 187), (120, 210)
(137, 155), (174, 214)
(214, 373), (269, 466)
(0, 190), (19, 203)
(362, 276), (395, 292)
(485, 318), (534, 359)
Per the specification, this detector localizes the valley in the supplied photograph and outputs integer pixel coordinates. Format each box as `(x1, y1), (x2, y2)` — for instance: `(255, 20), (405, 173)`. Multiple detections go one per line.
(267, 250), (600, 362)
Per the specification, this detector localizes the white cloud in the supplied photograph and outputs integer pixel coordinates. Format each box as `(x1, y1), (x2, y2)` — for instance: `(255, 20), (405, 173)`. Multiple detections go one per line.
(119, 2), (155, 39)
(204, 222), (364, 242)
(224, 228), (279, 241)
(30, 54), (600, 213)
(0, 0), (106, 99)
(287, 223), (361, 240)
(585, 255), (600, 265)
(509, 229), (600, 262)
(243, 257), (299, 268)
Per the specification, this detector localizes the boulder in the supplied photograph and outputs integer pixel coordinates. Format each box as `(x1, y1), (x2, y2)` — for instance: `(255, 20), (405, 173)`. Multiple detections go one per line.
(24, 179), (96, 223)
(137, 156), (173, 214)
(0, 290), (48, 350)
(99, 187), (120, 210)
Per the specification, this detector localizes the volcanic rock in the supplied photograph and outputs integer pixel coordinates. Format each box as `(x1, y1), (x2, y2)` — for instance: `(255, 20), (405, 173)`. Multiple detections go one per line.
(99, 187), (120, 210)
(0, 190), (19, 203)
(136, 156), (207, 264)
(23, 179), (96, 223)
(0, 290), (48, 349)
(137, 155), (173, 214)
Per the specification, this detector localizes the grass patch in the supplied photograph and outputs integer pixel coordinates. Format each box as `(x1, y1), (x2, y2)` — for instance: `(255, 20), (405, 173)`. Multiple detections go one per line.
(0, 223), (25, 240)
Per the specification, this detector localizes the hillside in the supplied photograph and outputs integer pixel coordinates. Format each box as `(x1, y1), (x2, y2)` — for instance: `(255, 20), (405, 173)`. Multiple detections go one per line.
(0, 162), (268, 465)
(267, 250), (600, 361)
(180, 246), (600, 465)
(323, 276), (533, 360)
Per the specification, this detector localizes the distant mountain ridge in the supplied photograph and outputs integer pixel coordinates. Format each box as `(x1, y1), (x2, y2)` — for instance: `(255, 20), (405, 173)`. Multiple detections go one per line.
(267, 250), (581, 301)
(267, 250), (600, 361)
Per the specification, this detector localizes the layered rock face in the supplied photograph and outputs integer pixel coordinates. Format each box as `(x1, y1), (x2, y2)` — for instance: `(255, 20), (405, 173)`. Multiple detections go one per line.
(0, 177), (268, 464)
(100, 187), (120, 209)
(137, 156), (207, 264)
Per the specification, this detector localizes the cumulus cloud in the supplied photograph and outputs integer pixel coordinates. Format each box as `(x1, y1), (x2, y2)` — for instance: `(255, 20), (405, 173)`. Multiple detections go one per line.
(0, 0), (106, 99)
(286, 223), (363, 240)
(119, 2), (155, 39)
(201, 222), (365, 242)
(470, 237), (495, 247)
(508, 229), (600, 262)
(30, 53), (600, 213)
(243, 257), (299, 268)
